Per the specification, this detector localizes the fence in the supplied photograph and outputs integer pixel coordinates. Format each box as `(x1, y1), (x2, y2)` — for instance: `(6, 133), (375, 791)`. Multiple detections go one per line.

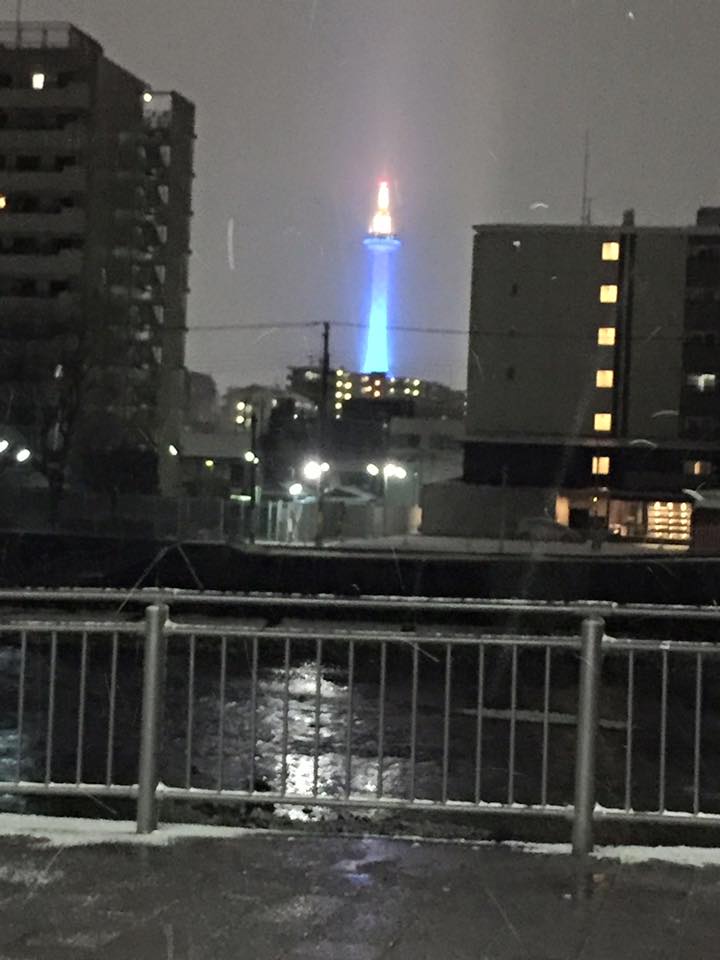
(2, 601), (720, 859)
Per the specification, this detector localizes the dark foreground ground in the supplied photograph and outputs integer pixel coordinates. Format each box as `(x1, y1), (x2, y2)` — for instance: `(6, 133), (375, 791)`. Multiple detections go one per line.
(0, 821), (719, 959)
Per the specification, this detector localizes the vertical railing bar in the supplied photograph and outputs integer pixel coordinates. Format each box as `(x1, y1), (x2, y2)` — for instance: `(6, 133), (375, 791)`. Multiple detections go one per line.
(345, 640), (355, 799)
(216, 635), (227, 792)
(541, 646), (551, 807)
(45, 630), (57, 785)
(441, 643), (452, 804)
(15, 630), (27, 783)
(184, 634), (196, 789)
(105, 632), (118, 787)
(693, 652), (703, 816)
(75, 631), (88, 784)
(376, 642), (387, 798)
(507, 644), (518, 805)
(249, 636), (258, 792)
(409, 643), (419, 802)
(624, 650), (634, 811)
(312, 637), (322, 797)
(474, 643), (484, 804)
(281, 637), (291, 796)
(658, 648), (668, 813)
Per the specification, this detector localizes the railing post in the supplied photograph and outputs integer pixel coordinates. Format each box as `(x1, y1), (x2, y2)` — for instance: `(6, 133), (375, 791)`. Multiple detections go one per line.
(572, 616), (604, 887)
(137, 603), (168, 834)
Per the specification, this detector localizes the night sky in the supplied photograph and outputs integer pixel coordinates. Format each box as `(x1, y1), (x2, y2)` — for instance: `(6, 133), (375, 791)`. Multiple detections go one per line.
(21, 1), (720, 390)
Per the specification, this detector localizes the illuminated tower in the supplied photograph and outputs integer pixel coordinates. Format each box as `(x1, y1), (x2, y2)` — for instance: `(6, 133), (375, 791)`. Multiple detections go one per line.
(362, 180), (401, 374)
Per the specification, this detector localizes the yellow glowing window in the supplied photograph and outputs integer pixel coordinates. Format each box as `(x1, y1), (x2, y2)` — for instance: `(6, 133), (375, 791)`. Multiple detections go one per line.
(600, 284), (618, 303)
(0, 195), (6, 210)
(597, 327), (616, 346)
(602, 242), (620, 261)
(594, 413), (612, 432)
(592, 456), (611, 476)
(596, 369), (614, 388)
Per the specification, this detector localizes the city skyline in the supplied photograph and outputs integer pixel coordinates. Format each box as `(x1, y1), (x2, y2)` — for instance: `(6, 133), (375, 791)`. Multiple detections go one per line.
(15, 0), (720, 393)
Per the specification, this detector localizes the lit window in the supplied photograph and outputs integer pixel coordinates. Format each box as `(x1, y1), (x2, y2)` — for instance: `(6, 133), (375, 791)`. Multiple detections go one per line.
(596, 369), (614, 388)
(374, 379), (381, 386)
(335, 391), (343, 399)
(143, 91), (153, 103)
(413, 379), (420, 386)
(32, 73), (45, 90)
(685, 460), (713, 476)
(599, 284), (618, 303)
(344, 381), (352, 389)
(602, 242), (620, 261)
(0, 195), (6, 210)
(592, 456), (611, 475)
(361, 375), (369, 383)
(236, 401), (245, 411)
(336, 369), (344, 376)
(235, 415), (245, 425)
(412, 390), (419, 397)
(204, 459), (214, 468)
(389, 387), (395, 394)
(343, 392), (351, 400)
(404, 388), (411, 395)
(687, 373), (717, 392)
(335, 380), (343, 388)
(373, 390), (380, 397)
(594, 413), (612, 432)
(334, 401), (342, 410)
(597, 327), (616, 346)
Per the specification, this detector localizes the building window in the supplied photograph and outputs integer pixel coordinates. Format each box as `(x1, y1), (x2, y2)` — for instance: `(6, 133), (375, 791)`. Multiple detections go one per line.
(592, 456), (611, 476)
(596, 369), (614, 388)
(687, 373), (717, 392)
(597, 327), (616, 346)
(599, 284), (618, 303)
(685, 460), (713, 476)
(31, 73), (45, 91)
(602, 241), (620, 261)
(594, 413), (612, 432)
(0, 194), (6, 210)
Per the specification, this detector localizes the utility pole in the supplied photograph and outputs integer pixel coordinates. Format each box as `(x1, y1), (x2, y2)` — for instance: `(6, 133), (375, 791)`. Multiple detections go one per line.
(248, 412), (258, 544)
(319, 321), (330, 453)
(315, 322), (330, 548)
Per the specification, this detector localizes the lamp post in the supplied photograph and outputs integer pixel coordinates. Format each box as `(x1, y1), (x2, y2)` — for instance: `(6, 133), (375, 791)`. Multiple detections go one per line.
(367, 462), (407, 536)
(303, 459), (330, 546)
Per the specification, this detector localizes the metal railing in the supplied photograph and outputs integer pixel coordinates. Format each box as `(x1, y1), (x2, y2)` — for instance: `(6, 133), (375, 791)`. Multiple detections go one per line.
(2, 603), (720, 858)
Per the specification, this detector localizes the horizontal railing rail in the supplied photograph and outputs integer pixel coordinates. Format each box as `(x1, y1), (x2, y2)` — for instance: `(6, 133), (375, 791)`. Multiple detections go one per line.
(1, 602), (720, 866)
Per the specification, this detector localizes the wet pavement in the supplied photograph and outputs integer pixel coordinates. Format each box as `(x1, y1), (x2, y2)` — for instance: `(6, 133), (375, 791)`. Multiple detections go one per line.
(0, 821), (719, 959)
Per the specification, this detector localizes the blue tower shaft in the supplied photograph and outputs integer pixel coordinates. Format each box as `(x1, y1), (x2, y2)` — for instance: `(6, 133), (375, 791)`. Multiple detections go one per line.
(362, 235), (400, 374)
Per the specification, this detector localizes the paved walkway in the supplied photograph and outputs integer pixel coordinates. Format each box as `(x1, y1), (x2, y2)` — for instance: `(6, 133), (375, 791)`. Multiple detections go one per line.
(0, 819), (718, 958)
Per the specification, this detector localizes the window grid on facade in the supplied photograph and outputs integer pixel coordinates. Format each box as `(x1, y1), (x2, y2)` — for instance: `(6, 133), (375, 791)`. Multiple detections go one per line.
(599, 284), (618, 303)
(597, 327), (616, 346)
(596, 369), (614, 388)
(602, 241), (620, 261)
(593, 413), (612, 432)
(592, 456), (610, 476)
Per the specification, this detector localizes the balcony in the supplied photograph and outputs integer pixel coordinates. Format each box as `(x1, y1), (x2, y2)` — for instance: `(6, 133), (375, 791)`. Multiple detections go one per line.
(0, 167), (86, 192)
(0, 126), (87, 151)
(0, 249), (83, 278)
(0, 293), (80, 317)
(0, 208), (85, 235)
(0, 84), (91, 110)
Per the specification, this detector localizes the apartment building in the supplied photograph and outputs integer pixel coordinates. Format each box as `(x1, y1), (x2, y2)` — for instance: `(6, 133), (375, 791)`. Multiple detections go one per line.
(0, 22), (194, 494)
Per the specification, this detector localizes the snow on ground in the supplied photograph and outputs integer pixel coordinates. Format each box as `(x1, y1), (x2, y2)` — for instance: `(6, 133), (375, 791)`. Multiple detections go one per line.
(0, 814), (719, 867)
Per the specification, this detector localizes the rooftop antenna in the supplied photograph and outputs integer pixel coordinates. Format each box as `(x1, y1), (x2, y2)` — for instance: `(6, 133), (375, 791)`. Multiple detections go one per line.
(580, 130), (592, 225)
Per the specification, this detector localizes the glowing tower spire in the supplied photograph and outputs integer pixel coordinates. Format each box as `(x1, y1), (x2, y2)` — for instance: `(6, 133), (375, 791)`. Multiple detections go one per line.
(362, 179), (401, 374)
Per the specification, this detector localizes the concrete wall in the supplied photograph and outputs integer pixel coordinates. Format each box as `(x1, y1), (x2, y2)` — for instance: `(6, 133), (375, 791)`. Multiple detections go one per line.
(421, 480), (555, 537)
(467, 226), (618, 439)
(626, 231), (686, 440)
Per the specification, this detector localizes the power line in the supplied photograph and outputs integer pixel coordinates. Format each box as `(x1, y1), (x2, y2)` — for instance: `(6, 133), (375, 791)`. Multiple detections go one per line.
(187, 320), (469, 336)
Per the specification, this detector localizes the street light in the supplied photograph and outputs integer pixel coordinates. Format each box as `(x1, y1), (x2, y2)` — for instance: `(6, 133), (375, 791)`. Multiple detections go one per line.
(303, 459), (323, 481)
(366, 462), (380, 477)
(289, 482), (303, 497)
(244, 450), (256, 463)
